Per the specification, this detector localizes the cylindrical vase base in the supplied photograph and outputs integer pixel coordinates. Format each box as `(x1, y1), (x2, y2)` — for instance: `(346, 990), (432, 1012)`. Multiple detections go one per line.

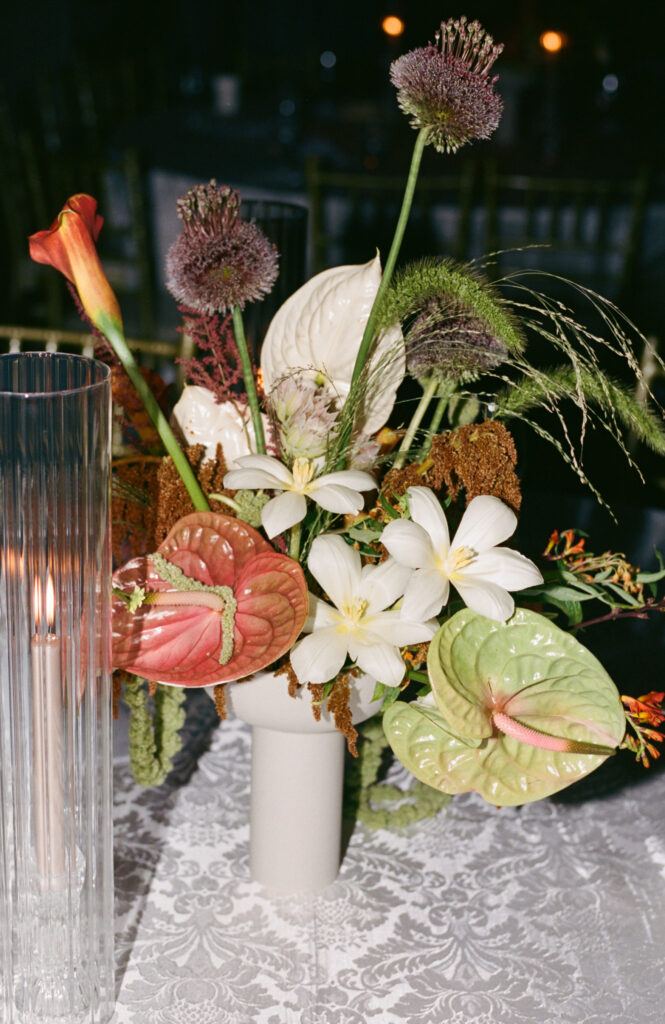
(249, 726), (346, 892)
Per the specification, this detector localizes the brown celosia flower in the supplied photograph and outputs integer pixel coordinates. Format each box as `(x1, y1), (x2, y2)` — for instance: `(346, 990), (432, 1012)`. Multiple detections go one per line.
(153, 443), (231, 544)
(326, 674), (358, 757)
(390, 16), (503, 154)
(307, 683), (325, 723)
(212, 683), (227, 721)
(427, 421), (522, 512)
(111, 458), (162, 562)
(381, 463), (431, 509)
(275, 656), (302, 698)
(112, 364), (173, 452)
(166, 181), (279, 315)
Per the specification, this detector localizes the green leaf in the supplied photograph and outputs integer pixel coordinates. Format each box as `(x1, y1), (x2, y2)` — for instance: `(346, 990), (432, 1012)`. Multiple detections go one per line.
(383, 608), (625, 806)
(636, 568), (665, 584)
(371, 680), (387, 703)
(536, 583), (598, 602)
(381, 685), (404, 710)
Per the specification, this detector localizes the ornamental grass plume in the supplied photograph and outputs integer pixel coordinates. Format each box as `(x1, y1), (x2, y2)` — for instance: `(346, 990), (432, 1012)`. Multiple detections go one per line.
(390, 16), (503, 154)
(380, 258), (525, 383)
(166, 181), (279, 315)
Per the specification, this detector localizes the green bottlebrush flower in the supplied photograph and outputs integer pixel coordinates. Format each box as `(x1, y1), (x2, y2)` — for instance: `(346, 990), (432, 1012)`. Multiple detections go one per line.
(390, 16), (503, 154)
(166, 181), (279, 315)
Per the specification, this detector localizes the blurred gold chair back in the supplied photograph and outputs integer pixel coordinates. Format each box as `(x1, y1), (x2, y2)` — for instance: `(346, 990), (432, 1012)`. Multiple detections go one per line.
(0, 326), (185, 385)
(306, 155), (477, 274)
(481, 162), (651, 306)
(0, 139), (157, 338)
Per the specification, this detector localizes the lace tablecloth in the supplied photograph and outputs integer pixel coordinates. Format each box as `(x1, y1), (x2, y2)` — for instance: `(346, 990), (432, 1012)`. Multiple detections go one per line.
(111, 699), (665, 1024)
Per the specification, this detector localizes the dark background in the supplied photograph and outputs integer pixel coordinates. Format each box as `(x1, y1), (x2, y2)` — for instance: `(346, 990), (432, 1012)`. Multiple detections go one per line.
(2, 0), (664, 515)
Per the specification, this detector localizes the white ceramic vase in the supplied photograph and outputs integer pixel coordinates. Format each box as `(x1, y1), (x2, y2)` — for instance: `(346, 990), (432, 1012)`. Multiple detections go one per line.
(211, 670), (380, 893)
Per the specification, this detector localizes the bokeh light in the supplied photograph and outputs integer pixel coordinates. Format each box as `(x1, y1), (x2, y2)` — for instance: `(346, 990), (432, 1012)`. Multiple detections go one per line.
(539, 30), (565, 53)
(382, 15), (405, 38)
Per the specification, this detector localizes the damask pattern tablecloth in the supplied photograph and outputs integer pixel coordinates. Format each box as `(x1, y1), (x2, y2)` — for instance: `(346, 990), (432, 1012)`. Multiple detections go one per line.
(111, 699), (665, 1024)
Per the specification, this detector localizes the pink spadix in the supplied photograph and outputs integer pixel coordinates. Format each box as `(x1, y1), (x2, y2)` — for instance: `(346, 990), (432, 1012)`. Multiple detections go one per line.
(492, 711), (616, 756)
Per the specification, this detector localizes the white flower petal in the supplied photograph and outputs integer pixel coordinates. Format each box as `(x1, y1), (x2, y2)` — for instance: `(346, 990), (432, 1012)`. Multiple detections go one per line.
(234, 454), (295, 487)
(172, 386), (269, 468)
(223, 467), (284, 491)
(314, 469), (377, 492)
(260, 491), (306, 538)
(309, 484), (365, 515)
(260, 256), (405, 436)
(407, 487), (451, 556)
(463, 548), (543, 591)
(400, 569), (450, 621)
(350, 641), (407, 687)
(363, 611), (439, 647)
(307, 534), (361, 609)
(303, 594), (339, 633)
(360, 557), (412, 613)
(381, 519), (436, 570)
(290, 629), (348, 685)
(453, 577), (515, 622)
(453, 495), (517, 552)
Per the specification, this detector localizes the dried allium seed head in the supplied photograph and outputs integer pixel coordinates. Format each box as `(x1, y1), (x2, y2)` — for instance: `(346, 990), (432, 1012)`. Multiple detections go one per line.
(390, 16), (503, 153)
(166, 181), (279, 314)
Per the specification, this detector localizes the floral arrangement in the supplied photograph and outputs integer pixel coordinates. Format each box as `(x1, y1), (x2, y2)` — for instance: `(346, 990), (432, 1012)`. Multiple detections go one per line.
(29, 16), (665, 813)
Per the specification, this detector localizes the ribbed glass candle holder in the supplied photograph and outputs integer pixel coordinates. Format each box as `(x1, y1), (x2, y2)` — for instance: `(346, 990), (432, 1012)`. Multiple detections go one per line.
(0, 352), (114, 1023)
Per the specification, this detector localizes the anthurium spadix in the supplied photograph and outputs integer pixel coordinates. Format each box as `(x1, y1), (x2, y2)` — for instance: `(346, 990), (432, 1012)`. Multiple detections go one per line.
(383, 608), (626, 806)
(260, 255), (405, 436)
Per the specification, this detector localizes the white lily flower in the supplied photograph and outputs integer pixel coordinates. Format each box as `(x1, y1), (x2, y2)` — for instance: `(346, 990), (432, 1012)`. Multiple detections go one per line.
(260, 255), (405, 436)
(381, 488), (543, 623)
(223, 455), (376, 538)
(290, 534), (438, 686)
(172, 385), (270, 469)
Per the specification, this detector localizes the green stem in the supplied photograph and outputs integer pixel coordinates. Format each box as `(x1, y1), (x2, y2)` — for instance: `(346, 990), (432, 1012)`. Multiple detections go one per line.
(405, 669), (430, 684)
(427, 395), (449, 439)
(289, 521), (302, 560)
(100, 315), (209, 511)
(422, 379), (458, 450)
(232, 305), (266, 455)
(393, 374), (439, 469)
(336, 127), (429, 469)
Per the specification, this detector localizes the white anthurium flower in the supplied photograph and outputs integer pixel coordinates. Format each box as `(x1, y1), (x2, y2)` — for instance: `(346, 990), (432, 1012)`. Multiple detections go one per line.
(260, 254), (405, 436)
(223, 455), (376, 538)
(381, 488), (544, 623)
(290, 534), (438, 686)
(172, 385), (270, 469)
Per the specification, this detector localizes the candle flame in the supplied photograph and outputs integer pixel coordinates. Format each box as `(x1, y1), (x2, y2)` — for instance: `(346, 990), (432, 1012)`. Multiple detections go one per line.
(46, 575), (56, 630)
(33, 574), (56, 632)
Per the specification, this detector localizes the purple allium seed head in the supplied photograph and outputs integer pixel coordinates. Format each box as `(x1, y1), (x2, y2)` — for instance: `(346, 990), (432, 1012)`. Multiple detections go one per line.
(166, 180), (279, 315)
(406, 298), (508, 381)
(390, 16), (503, 153)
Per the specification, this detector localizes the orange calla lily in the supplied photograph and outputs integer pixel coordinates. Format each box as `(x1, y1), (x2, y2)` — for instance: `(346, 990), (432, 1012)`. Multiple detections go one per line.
(28, 193), (123, 336)
(29, 193), (210, 512)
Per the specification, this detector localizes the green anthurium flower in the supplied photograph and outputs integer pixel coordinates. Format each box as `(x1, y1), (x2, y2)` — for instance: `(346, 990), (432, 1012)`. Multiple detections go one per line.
(383, 608), (626, 806)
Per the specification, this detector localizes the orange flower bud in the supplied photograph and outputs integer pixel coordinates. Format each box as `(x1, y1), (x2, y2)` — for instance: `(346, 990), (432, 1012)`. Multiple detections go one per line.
(29, 194), (123, 335)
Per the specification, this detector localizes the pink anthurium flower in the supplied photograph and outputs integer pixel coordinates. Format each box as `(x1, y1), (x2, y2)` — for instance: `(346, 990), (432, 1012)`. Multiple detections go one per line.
(112, 512), (308, 685)
(28, 193), (123, 338)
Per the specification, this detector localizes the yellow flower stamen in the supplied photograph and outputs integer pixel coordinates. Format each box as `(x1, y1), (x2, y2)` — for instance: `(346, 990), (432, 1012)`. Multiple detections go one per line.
(447, 544), (477, 579)
(292, 457), (316, 491)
